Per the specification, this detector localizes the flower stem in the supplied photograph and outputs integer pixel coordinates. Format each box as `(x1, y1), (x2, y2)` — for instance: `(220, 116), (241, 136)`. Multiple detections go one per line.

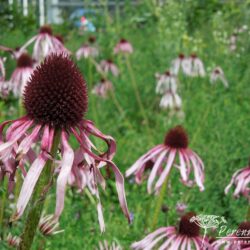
(124, 55), (151, 134)
(18, 131), (61, 250)
(246, 205), (250, 221)
(88, 59), (99, 127)
(0, 180), (7, 240)
(150, 177), (169, 230)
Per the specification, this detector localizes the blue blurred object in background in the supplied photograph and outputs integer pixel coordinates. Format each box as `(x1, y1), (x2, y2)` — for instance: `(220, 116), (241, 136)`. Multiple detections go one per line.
(69, 8), (96, 31)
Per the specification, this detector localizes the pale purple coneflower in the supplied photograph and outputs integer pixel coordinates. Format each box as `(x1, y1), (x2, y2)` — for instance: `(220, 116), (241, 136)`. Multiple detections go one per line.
(159, 91), (182, 110)
(131, 212), (213, 250)
(114, 38), (133, 54)
(6, 233), (21, 247)
(97, 240), (122, 250)
(155, 70), (178, 95)
(98, 59), (119, 77)
(188, 53), (206, 77)
(76, 44), (99, 60)
(212, 221), (250, 250)
(210, 67), (229, 88)
(92, 78), (113, 98)
(0, 81), (11, 99)
(171, 53), (191, 76)
(20, 25), (68, 62)
(10, 53), (34, 97)
(0, 54), (130, 232)
(126, 126), (205, 193)
(225, 163), (250, 200)
(39, 214), (64, 236)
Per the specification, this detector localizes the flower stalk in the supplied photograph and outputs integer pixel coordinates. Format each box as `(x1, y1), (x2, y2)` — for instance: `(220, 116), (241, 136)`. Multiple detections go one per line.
(124, 55), (150, 133)
(18, 131), (61, 250)
(151, 176), (169, 230)
(246, 205), (250, 221)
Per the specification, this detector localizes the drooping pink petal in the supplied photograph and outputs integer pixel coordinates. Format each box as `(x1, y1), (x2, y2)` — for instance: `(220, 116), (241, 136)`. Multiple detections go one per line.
(106, 160), (131, 223)
(14, 126), (52, 220)
(147, 149), (168, 194)
(54, 131), (74, 219)
(17, 125), (41, 156)
(126, 145), (165, 177)
(155, 149), (176, 191)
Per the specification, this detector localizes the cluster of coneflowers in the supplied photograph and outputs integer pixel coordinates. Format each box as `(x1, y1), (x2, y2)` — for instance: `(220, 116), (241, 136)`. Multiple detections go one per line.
(0, 24), (249, 250)
(154, 52), (230, 116)
(76, 37), (133, 99)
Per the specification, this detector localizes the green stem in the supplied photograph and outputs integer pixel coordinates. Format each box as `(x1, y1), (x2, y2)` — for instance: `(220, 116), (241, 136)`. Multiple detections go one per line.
(125, 56), (150, 133)
(88, 59), (99, 127)
(18, 131), (61, 250)
(0, 180), (7, 239)
(151, 177), (169, 230)
(246, 205), (250, 221)
(14, 171), (22, 203)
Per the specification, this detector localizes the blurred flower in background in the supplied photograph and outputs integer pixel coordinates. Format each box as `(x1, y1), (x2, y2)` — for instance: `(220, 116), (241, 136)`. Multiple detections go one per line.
(10, 53), (34, 97)
(225, 163), (250, 200)
(92, 78), (113, 98)
(98, 59), (119, 77)
(114, 39), (133, 54)
(210, 67), (228, 88)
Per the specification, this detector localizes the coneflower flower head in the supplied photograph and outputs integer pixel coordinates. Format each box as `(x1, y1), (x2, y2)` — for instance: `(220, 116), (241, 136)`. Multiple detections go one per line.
(76, 42), (99, 59)
(114, 38), (133, 54)
(171, 53), (191, 76)
(23, 54), (87, 128)
(17, 53), (33, 68)
(178, 212), (200, 237)
(210, 66), (228, 88)
(164, 126), (188, 149)
(98, 59), (119, 77)
(0, 54), (130, 232)
(189, 53), (206, 77)
(10, 53), (34, 97)
(155, 70), (178, 94)
(225, 162), (250, 200)
(39, 25), (53, 35)
(126, 126), (205, 193)
(131, 212), (212, 249)
(20, 25), (70, 62)
(92, 78), (113, 98)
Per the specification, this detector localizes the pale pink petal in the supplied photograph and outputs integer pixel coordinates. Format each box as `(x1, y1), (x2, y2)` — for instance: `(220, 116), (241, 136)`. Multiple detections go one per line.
(155, 149), (176, 191)
(147, 149), (168, 193)
(54, 131), (74, 219)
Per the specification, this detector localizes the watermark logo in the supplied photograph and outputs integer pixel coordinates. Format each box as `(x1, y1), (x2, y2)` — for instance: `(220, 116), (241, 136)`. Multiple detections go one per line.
(190, 214), (227, 247)
(189, 214), (250, 248)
